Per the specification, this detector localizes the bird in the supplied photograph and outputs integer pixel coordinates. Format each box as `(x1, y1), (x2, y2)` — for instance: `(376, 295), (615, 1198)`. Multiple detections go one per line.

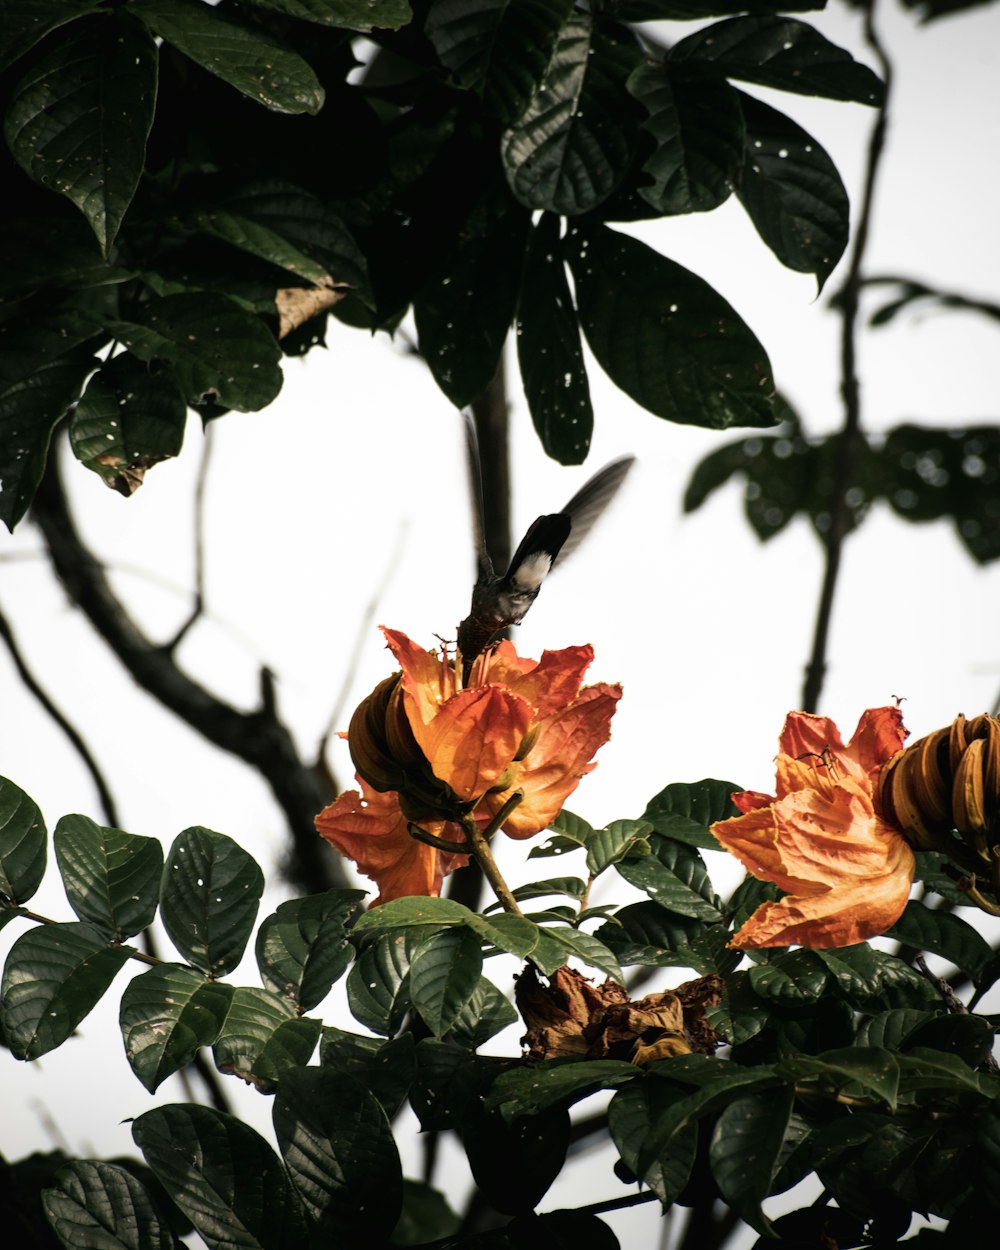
(457, 411), (634, 679)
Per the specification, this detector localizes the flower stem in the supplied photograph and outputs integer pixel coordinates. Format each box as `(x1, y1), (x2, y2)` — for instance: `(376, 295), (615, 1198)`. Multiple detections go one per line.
(460, 792), (524, 915)
(956, 874), (1000, 916)
(407, 824), (470, 855)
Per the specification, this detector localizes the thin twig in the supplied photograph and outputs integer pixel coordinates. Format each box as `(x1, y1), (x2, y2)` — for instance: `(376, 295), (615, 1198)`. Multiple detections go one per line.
(167, 423), (214, 654)
(0, 600), (120, 828)
(801, 0), (893, 712)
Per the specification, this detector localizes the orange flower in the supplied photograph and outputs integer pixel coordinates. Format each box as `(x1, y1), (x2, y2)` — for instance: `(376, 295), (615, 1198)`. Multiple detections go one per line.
(712, 707), (914, 949)
(315, 628), (621, 904)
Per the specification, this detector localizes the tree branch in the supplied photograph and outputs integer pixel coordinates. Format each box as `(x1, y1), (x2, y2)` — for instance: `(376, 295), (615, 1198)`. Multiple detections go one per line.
(30, 449), (346, 894)
(801, 0), (893, 712)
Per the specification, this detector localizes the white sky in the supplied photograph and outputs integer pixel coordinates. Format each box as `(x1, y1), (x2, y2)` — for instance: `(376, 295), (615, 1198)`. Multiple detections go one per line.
(2, 3), (1000, 1245)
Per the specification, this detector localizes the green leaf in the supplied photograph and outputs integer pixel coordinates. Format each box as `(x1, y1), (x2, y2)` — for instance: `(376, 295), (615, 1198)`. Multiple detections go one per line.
(615, 834), (723, 921)
(347, 931), (418, 1036)
(133, 1103), (304, 1250)
(255, 889), (364, 1012)
(527, 808), (593, 860)
(193, 182), (371, 304)
(107, 294), (282, 412)
(608, 1080), (697, 1203)
(777, 1047), (900, 1110)
(595, 901), (707, 969)
(0, 1), (104, 74)
(710, 1086), (794, 1235)
(748, 949), (829, 1004)
(816, 945), (940, 1010)
(273, 1067), (402, 1243)
(509, 876), (587, 905)
(414, 191), (530, 406)
(319, 1028), (416, 1117)
(212, 987), (320, 1091)
(736, 92), (848, 291)
(501, 13), (639, 215)
(0, 776), (47, 904)
(516, 213), (593, 465)
(42, 1158), (182, 1250)
(426, 0), (574, 125)
(349, 894), (475, 939)
(885, 901), (994, 984)
(627, 62), (744, 215)
(4, 14), (157, 254)
(566, 223), (776, 429)
(409, 927), (484, 1038)
(616, 0), (827, 16)
(586, 819), (653, 876)
(463, 1102), (570, 1215)
(0, 338), (96, 531)
(447, 976), (519, 1049)
(670, 16), (885, 106)
(895, 1045), (1000, 1098)
(855, 1008), (941, 1052)
(132, 0), (323, 115)
(159, 827), (264, 977)
(391, 1178), (461, 1247)
(120, 963), (234, 1093)
(244, 0), (412, 33)
(2, 921), (131, 1059)
(487, 1058), (638, 1120)
(54, 814), (163, 940)
(69, 354), (187, 493)
(643, 778), (739, 849)
(532, 925), (623, 981)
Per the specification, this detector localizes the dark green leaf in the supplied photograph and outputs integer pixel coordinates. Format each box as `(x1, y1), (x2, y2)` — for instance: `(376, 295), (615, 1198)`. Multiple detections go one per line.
(0, 775), (47, 904)
(710, 1086), (793, 1235)
(273, 1067), (402, 1242)
(531, 925), (623, 981)
(447, 976), (519, 1048)
(904, 1013), (996, 1069)
(120, 963), (234, 1093)
(895, 1045), (1000, 1098)
(777, 1046), (900, 1110)
(255, 889), (364, 1012)
(880, 423), (1000, 564)
(107, 294), (282, 412)
(391, 1178), (461, 1247)
(627, 63), (744, 214)
(670, 16), (885, 106)
(319, 1027), (416, 1117)
(244, 0), (412, 32)
(886, 901), (993, 983)
(516, 213), (593, 464)
(409, 927), (484, 1038)
(527, 809), (593, 860)
(566, 223), (776, 429)
(501, 13), (640, 215)
(616, 0), (826, 17)
(4, 14), (157, 253)
(816, 945), (940, 1010)
(54, 814), (163, 939)
(748, 948), (829, 1004)
(410, 1038), (504, 1131)
(642, 778), (738, 849)
(42, 1158), (182, 1250)
(0, 340), (96, 531)
(159, 826), (264, 977)
(608, 1080), (697, 1203)
(463, 1103), (569, 1215)
(615, 834), (723, 921)
(0, 1), (103, 74)
(69, 354), (187, 493)
(595, 901), (707, 969)
(414, 191), (530, 406)
(509, 876), (587, 904)
(2, 921), (131, 1059)
(132, 1103), (303, 1250)
(736, 92), (848, 291)
(347, 930), (418, 1036)
(487, 1058), (638, 1120)
(586, 819), (653, 876)
(426, 0), (574, 124)
(212, 987), (321, 1091)
(132, 0), (323, 115)
(855, 1008), (940, 1051)
(350, 894), (475, 939)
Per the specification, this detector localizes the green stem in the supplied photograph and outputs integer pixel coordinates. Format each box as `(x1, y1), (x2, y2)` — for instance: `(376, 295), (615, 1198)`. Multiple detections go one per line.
(460, 793), (524, 915)
(7, 905), (162, 966)
(407, 823), (470, 855)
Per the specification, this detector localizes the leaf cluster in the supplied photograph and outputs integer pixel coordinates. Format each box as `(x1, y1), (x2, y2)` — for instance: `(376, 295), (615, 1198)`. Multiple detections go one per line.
(0, 0), (884, 527)
(3, 768), (1000, 1248)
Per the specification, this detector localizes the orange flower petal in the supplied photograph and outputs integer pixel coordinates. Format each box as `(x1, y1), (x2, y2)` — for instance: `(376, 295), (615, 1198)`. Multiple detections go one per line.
(490, 682), (621, 837)
(413, 684), (532, 801)
(316, 778), (468, 905)
(485, 642), (594, 721)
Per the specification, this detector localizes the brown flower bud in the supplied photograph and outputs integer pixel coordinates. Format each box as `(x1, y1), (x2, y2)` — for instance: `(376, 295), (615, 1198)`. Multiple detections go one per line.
(879, 713), (1000, 854)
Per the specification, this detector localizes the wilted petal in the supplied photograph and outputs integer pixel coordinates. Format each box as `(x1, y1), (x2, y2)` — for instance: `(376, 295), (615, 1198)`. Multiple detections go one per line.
(485, 642), (594, 720)
(315, 778), (468, 906)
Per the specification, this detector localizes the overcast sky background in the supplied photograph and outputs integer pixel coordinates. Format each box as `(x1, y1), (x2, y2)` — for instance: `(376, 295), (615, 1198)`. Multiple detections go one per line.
(2, 2), (1000, 1244)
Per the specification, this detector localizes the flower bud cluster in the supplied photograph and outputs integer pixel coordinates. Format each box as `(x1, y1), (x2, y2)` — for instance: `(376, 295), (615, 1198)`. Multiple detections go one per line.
(880, 713), (1000, 856)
